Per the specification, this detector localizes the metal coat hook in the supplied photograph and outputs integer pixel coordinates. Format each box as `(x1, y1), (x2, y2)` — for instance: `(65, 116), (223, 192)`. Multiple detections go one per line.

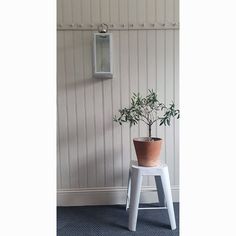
(98, 23), (109, 33)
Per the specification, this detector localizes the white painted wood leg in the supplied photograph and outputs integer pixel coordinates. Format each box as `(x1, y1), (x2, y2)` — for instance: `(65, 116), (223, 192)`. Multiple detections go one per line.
(155, 176), (165, 207)
(126, 168), (131, 211)
(128, 168), (143, 231)
(161, 166), (176, 230)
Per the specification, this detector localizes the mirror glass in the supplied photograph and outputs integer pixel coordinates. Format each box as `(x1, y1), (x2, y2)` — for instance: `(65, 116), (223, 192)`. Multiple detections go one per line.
(96, 35), (110, 72)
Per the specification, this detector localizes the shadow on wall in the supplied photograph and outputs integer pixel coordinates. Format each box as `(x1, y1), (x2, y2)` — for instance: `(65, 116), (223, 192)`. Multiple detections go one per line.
(57, 74), (124, 191)
(62, 75), (111, 90)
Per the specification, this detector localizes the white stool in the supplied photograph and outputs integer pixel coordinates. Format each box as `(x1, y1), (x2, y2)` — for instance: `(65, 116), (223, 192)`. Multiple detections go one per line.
(126, 160), (176, 231)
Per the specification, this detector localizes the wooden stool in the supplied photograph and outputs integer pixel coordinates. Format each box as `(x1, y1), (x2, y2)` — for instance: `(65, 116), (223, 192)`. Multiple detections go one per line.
(126, 160), (176, 231)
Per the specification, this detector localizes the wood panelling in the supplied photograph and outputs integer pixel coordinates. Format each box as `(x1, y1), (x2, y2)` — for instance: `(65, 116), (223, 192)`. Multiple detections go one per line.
(57, 0), (179, 201)
(58, 0), (179, 26)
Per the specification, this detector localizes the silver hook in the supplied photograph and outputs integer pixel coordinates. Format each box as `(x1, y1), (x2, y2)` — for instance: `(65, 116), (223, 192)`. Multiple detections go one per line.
(98, 23), (109, 33)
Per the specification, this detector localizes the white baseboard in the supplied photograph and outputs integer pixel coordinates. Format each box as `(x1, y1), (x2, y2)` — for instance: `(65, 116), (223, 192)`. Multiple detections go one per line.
(57, 186), (179, 206)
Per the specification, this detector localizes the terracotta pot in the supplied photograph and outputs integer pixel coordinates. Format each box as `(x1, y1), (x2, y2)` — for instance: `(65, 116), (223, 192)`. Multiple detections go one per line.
(133, 137), (162, 167)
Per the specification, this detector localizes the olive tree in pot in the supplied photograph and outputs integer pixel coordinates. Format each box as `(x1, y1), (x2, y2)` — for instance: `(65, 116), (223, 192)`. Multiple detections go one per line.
(113, 89), (180, 167)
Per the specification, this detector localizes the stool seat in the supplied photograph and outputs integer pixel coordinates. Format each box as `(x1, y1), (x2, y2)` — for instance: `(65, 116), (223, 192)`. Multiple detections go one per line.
(130, 160), (167, 173)
(126, 160), (176, 231)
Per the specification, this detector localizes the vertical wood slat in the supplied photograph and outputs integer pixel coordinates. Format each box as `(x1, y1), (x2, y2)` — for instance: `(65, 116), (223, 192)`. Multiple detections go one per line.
(71, 0), (82, 24)
(73, 31), (87, 188)
(110, 1), (122, 187)
(166, 0), (174, 23)
(174, 30), (179, 186)
(147, 30), (157, 186)
(91, 0), (104, 187)
(120, 30), (130, 186)
(110, 0), (119, 24)
(156, 30), (166, 164)
(101, 0), (113, 187)
(91, 0), (100, 24)
(128, 0), (137, 24)
(119, 0), (128, 24)
(57, 109), (62, 189)
(62, 0), (73, 24)
(112, 31), (122, 187)
(93, 76), (105, 187)
(137, 0), (146, 24)
(137, 30), (147, 138)
(128, 31), (138, 161)
(128, 0), (138, 166)
(147, 0), (156, 23)
(57, 31), (70, 189)
(165, 30), (175, 185)
(81, 0), (91, 25)
(119, 0), (129, 187)
(174, 0), (179, 23)
(137, 30), (148, 186)
(83, 31), (96, 187)
(100, 0), (110, 23)
(156, 0), (165, 23)
(103, 79), (114, 186)
(57, 0), (63, 25)
(147, 30), (157, 128)
(64, 32), (79, 188)
(57, 29), (62, 190)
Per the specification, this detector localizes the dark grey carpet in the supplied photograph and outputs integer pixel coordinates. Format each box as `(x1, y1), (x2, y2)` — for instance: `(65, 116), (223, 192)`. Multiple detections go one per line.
(57, 203), (179, 236)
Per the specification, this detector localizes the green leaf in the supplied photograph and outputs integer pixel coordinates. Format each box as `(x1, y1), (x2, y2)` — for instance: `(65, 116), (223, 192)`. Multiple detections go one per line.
(113, 89), (180, 127)
(167, 119), (170, 126)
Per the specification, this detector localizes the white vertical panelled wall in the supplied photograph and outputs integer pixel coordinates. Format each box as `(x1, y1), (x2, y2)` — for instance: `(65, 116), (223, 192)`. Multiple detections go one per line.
(57, 0), (179, 206)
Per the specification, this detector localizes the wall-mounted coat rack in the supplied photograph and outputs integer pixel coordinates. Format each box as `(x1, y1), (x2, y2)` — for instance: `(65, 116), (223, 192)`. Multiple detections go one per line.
(57, 22), (179, 31)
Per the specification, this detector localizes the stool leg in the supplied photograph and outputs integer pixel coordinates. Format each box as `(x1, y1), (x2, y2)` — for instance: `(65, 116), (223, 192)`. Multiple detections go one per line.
(126, 168), (131, 211)
(161, 167), (176, 230)
(128, 168), (142, 231)
(155, 176), (165, 207)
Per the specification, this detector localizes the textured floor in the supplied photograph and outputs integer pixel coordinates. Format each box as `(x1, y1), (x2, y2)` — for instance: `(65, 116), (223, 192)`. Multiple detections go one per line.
(57, 203), (179, 236)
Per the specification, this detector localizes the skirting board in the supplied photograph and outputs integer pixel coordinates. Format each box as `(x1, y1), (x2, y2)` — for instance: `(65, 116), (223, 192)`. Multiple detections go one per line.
(57, 186), (179, 206)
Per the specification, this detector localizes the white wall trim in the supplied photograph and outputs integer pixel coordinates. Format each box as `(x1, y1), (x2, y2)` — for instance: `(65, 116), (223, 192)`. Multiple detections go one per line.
(57, 186), (179, 206)
(57, 23), (179, 31)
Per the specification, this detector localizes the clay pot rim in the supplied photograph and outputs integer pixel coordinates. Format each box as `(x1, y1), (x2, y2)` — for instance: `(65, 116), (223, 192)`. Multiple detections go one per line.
(133, 137), (162, 142)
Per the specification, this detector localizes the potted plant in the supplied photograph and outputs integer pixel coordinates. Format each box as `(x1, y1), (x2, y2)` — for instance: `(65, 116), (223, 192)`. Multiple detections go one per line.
(113, 89), (180, 167)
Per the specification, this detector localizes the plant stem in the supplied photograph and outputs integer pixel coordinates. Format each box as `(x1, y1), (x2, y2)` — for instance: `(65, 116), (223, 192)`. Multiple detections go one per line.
(148, 124), (152, 139)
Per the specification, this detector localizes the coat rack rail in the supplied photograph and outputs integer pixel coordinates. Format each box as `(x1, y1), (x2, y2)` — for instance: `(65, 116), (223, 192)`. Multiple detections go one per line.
(57, 22), (179, 31)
